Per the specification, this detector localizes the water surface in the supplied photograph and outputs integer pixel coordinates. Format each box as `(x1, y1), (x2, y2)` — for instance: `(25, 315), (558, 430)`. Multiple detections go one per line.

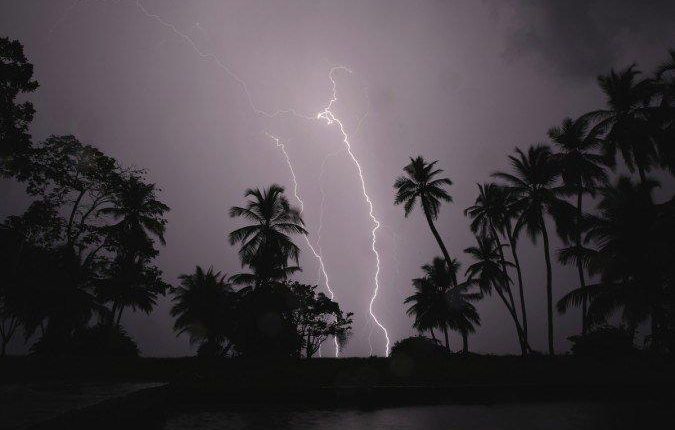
(165, 401), (661, 429)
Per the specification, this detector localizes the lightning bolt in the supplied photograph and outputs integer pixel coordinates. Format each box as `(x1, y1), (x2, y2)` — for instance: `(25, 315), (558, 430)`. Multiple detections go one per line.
(266, 133), (341, 357)
(317, 67), (390, 356)
(75, 1), (391, 356)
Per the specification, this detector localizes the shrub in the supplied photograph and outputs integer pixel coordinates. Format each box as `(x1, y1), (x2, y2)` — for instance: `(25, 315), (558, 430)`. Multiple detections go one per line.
(568, 325), (636, 357)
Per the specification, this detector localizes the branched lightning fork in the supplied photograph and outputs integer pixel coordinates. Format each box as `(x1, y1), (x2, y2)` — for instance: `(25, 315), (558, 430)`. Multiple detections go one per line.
(317, 67), (390, 356)
(266, 132), (340, 357)
(128, 1), (390, 356)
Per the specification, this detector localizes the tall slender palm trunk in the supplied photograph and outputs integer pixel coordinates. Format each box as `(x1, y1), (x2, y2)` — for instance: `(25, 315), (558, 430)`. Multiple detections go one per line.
(492, 226), (529, 354)
(505, 224), (528, 342)
(442, 325), (450, 350)
(494, 285), (528, 356)
(422, 203), (454, 275)
(429, 330), (437, 342)
(461, 330), (468, 354)
(576, 192), (588, 335)
(540, 214), (555, 356)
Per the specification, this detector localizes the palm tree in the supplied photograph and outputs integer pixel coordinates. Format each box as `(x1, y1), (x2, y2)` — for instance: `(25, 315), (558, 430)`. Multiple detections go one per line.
(100, 175), (169, 327)
(493, 145), (566, 355)
(653, 50), (675, 173)
(585, 65), (657, 184)
(445, 282), (482, 354)
(171, 266), (236, 356)
(101, 175), (169, 257)
(394, 156), (454, 271)
(557, 178), (675, 352)
(464, 234), (527, 355)
(98, 259), (167, 327)
(465, 183), (528, 345)
(405, 277), (443, 343)
(229, 185), (307, 287)
(548, 116), (608, 334)
(406, 257), (454, 348)
(405, 256), (479, 352)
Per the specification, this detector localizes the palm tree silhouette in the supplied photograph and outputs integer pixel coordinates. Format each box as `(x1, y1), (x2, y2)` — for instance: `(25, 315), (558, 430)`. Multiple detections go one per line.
(585, 65), (657, 184)
(229, 185), (307, 287)
(98, 260), (166, 327)
(171, 266), (235, 357)
(405, 276), (443, 343)
(101, 175), (169, 325)
(549, 116), (608, 334)
(654, 50), (675, 173)
(102, 175), (169, 255)
(446, 281), (482, 354)
(405, 256), (479, 352)
(494, 145), (564, 355)
(464, 234), (527, 355)
(465, 183), (529, 349)
(557, 177), (675, 351)
(394, 156), (454, 271)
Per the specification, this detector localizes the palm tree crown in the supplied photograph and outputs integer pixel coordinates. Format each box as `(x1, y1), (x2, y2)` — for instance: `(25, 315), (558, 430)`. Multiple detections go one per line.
(586, 65), (657, 181)
(394, 156), (454, 270)
(394, 156), (453, 218)
(548, 116), (608, 197)
(171, 266), (235, 355)
(229, 184), (307, 284)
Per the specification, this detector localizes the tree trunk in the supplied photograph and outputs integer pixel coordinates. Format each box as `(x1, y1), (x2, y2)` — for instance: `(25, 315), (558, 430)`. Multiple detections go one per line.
(576, 192), (588, 335)
(429, 330), (437, 342)
(461, 331), (468, 354)
(506, 224), (528, 342)
(540, 214), (555, 356)
(442, 325), (450, 350)
(422, 203), (454, 276)
(1, 339), (7, 357)
(110, 302), (118, 327)
(495, 286), (528, 356)
(115, 306), (124, 327)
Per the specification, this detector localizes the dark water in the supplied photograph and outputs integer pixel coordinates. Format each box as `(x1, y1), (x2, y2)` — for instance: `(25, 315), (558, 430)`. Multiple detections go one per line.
(164, 402), (666, 429)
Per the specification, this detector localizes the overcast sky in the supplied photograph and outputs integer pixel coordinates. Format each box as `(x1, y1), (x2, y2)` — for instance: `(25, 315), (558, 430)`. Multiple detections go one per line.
(2, 0), (674, 356)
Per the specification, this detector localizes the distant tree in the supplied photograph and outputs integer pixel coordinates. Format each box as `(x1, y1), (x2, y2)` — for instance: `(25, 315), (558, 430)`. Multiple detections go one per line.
(27, 135), (123, 264)
(446, 281), (482, 354)
(100, 174), (169, 258)
(585, 65), (657, 184)
(405, 271), (444, 344)
(494, 145), (569, 355)
(99, 174), (169, 326)
(653, 50), (675, 173)
(405, 257), (480, 353)
(0, 201), (65, 355)
(557, 177), (675, 353)
(229, 185), (307, 287)
(288, 282), (353, 358)
(98, 259), (167, 327)
(171, 266), (236, 357)
(0, 37), (39, 179)
(464, 234), (527, 355)
(465, 183), (529, 348)
(394, 156), (454, 271)
(549, 116), (608, 334)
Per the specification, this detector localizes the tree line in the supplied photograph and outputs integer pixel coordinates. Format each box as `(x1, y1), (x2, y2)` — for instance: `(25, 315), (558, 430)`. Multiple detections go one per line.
(0, 37), (351, 358)
(2, 35), (673, 359)
(395, 50), (675, 356)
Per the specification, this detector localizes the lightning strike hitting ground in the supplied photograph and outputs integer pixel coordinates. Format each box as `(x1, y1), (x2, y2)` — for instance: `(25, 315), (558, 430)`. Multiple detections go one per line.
(78, 1), (393, 356)
(317, 67), (391, 356)
(266, 133), (340, 357)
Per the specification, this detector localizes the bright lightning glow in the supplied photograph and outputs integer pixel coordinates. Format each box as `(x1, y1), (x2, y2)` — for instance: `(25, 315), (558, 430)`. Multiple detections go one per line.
(130, 1), (390, 356)
(317, 67), (390, 357)
(266, 132), (340, 357)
